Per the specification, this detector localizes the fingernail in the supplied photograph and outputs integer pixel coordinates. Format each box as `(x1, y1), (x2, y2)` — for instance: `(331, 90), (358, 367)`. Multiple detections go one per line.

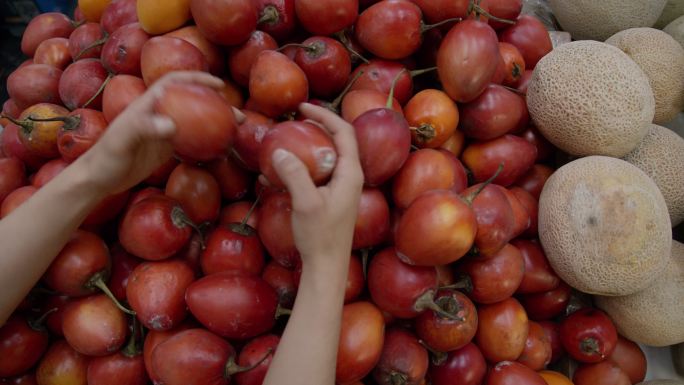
(272, 148), (291, 163)
(153, 116), (175, 135)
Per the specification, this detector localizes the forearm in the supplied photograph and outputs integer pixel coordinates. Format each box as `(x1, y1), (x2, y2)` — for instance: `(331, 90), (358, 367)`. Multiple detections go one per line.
(264, 254), (350, 385)
(0, 160), (107, 324)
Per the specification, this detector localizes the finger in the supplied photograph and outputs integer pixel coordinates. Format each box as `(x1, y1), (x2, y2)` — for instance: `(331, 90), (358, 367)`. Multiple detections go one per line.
(233, 107), (246, 124)
(155, 71), (225, 90)
(299, 103), (359, 161)
(271, 149), (319, 211)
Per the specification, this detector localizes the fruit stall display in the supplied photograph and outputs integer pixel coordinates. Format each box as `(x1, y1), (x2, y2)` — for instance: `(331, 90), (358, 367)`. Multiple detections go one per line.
(1, 0), (683, 385)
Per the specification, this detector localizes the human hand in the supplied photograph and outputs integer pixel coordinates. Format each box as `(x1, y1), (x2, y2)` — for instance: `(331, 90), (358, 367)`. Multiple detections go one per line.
(76, 71), (237, 195)
(269, 103), (364, 270)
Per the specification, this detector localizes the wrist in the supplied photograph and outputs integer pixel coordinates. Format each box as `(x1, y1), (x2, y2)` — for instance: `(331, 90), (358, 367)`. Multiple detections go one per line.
(299, 252), (350, 291)
(66, 157), (112, 201)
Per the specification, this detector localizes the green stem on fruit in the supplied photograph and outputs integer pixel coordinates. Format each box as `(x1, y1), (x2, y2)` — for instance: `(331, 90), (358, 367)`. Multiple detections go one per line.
(276, 43), (311, 52)
(26, 114), (82, 131)
(386, 69), (407, 109)
(171, 206), (206, 249)
(329, 70), (364, 112)
(82, 72), (113, 109)
(420, 17), (463, 33)
(122, 317), (143, 357)
(414, 290), (463, 321)
(74, 35), (108, 61)
(409, 66), (437, 78)
(502, 85), (526, 95)
(70, 19), (86, 28)
(88, 272), (137, 315)
(439, 274), (473, 294)
(463, 163), (504, 204)
(275, 304), (292, 319)
(468, 0), (516, 25)
(229, 194), (262, 236)
(27, 308), (58, 332)
(257, 5), (280, 26)
(334, 31), (370, 64)
(410, 123), (437, 142)
(419, 340), (448, 366)
(224, 348), (273, 379)
(389, 372), (408, 385)
(360, 248), (370, 279)
(580, 337), (602, 358)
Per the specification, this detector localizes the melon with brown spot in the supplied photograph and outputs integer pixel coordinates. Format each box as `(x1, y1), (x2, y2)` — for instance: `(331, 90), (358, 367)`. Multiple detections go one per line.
(595, 240), (684, 347)
(622, 124), (684, 226)
(538, 156), (671, 296)
(527, 41), (655, 158)
(606, 28), (684, 125)
(549, 0), (667, 41)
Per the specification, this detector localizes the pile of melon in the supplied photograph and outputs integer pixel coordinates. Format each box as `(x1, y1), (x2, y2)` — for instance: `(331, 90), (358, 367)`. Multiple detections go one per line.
(529, 0), (684, 380)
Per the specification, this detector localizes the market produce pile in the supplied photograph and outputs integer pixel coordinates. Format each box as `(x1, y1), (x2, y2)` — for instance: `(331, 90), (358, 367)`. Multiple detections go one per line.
(1, 0), (684, 384)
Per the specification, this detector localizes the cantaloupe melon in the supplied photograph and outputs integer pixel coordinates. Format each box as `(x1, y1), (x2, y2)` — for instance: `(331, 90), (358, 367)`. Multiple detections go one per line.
(538, 156), (671, 296)
(623, 124), (684, 226)
(655, 0), (684, 29)
(527, 41), (655, 158)
(548, 0), (667, 41)
(595, 240), (684, 346)
(665, 15), (684, 48)
(606, 28), (684, 125)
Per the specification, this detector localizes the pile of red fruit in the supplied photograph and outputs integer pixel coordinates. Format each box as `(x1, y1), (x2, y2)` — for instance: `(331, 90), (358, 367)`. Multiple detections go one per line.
(0, 0), (649, 385)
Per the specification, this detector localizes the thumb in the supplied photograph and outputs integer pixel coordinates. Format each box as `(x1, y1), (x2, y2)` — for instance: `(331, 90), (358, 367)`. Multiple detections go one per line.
(271, 149), (318, 210)
(146, 115), (176, 139)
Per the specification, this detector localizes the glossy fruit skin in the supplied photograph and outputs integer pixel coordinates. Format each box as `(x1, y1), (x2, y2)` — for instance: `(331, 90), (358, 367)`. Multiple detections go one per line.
(249, 50), (309, 118)
(519, 126), (554, 162)
(336, 302), (385, 384)
(208, 157), (251, 202)
(513, 164), (554, 200)
(295, 0), (358, 36)
(486, 0), (523, 29)
(538, 371), (573, 385)
(186, 272), (278, 339)
(62, 294), (127, 357)
(415, 289), (478, 352)
(165, 163), (221, 224)
(108, 244), (141, 301)
(142, 321), (196, 383)
(255, 0), (296, 42)
(484, 361), (547, 385)
(69, 23), (104, 60)
(1, 186), (38, 218)
(349, 60), (413, 105)
(513, 239), (560, 294)
(257, 192), (299, 268)
(166, 26), (225, 76)
(262, 261), (296, 308)
(396, 190), (477, 266)
(140, 36), (209, 86)
(191, 0), (257, 45)
(538, 321), (564, 364)
(459, 84), (527, 140)
(355, 0), (423, 60)
(15, 103), (69, 159)
(392, 149), (468, 209)
(0, 315), (49, 377)
(367, 248), (437, 319)
(57, 108), (108, 161)
(59, 59), (108, 110)
(475, 297), (529, 362)
(510, 187), (538, 237)
(36, 340), (89, 385)
(102, 74), (146, 122)
(437, 20), (500, 103)
(342, 89), (403, 124)
(573, 361), (631, 385)
(119, 195), (192, 261)
(100, 0), (138, 34)
(457, 243), (525, 304)
(2, 123), (48, 172)
(497, 42), (525, 86)
(155, 83), (237, 162)
(228, 30), (277, 87)
(517, 321), (552, 371)
(462, 183), (515, 257)
(83, 189), (130, 226)
(428, 343), (487, 385)
(520, 282), (571, 321)
(43, 230), (110, 297)
(34, 38), (71, 70)
(136, 0), (191, 35)
(233, 110), (273, 171)
(608, 336), (646, 384)
(7, 64), (63, 110)
(499, 15), (552, 69)
(234, 334), (279, 385)
(126, 260), (195, 331)
(295, 36), (352, 98)
(151, 328), (235, 385)
(220, 200), (260, 229)
(373, 328), (428, 385)
(86, 351), (148, 385)
(21, 12), (75, 57)
(201, 224), (265, 276)
(560, 308), (618, 364)
(353, 188), (390, 250)
(259, 120), (337, 189)
(496, 186), (530, 238)
(405, 89), (459, 149)
(462, 134), (537, 186)
(0, 158), (27, 205)
(101, 23), (150, 76)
